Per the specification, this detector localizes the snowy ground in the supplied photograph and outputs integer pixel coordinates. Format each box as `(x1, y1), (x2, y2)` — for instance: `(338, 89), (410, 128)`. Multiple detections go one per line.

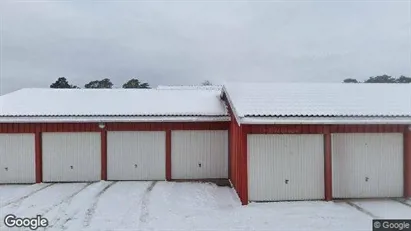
(0, 181), (410, 231)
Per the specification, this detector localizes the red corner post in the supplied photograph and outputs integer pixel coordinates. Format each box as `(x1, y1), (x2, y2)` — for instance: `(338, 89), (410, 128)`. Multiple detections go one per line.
(35, 132), (42, 183)
(101, 130), (107, 181)
(324, 127), (333, 201)
(405, 127), (411, 198)
(165, 130), (172, 181)
(240, 127), (249, 205)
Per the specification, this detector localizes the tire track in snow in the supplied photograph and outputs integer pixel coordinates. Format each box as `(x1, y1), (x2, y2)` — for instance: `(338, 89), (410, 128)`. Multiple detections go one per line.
(392, 198), (411, 208)
(40, 183), (92, 217)
(82, 181), (117, 228)
(345, 201), (380, 219)
(137, 181), (157, 229)
(45, 182), (105, 231)
(0, 184), (53, 208)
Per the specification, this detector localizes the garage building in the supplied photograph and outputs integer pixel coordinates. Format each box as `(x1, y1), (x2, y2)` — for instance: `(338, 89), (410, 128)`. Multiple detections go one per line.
(1, 83), (410, 205)
(222, 83), (411, 205)
(0, 88), (229, 183)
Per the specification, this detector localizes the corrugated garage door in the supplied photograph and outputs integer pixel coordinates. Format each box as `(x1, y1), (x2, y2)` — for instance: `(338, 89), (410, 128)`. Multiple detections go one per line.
(171, 130), (228, 179)
(332, 133), (403, 198)
(107, 131), (166, 180)
(0, 134), (35, 183)
(248, 134), (325, 201)
(42, 132), (101, 182)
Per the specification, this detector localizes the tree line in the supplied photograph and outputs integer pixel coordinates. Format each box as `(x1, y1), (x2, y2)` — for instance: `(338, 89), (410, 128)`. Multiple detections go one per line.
(50, 77), (151, 89)
(50, 77), (214, 89)
(343, 75), (411, 83)
(50, 74), (410, 89)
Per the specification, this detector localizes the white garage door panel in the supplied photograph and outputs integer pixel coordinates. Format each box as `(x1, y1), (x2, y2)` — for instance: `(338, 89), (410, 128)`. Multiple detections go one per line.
(332, 133), (403, 198)
(248, 134), (325, 201)
(0, 134), (35, 183)
(107, 131), (166, 180)
(172, 130), (228, 179)
(42, 132), (101, 182)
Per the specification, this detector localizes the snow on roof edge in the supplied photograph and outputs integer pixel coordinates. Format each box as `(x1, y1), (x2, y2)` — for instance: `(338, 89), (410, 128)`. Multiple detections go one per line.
(0, 115), (231, 123)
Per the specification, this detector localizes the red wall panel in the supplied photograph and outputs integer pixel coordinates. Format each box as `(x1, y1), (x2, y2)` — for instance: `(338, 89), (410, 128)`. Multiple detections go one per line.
(222, 90), (249, 205)
(229, 115), (248, 205)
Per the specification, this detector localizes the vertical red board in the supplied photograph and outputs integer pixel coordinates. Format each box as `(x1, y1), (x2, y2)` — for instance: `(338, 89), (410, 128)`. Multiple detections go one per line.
(324, 132), (332, 201)
(7, 124), (12, 132)
(165, 130), (172, 181)
(302, 125), (310, 134)
(405, 129), (411, 197)
(370, 125), (378, 133)
(100, 130), (107, 181)
(240, 127), (248, 205)
(359, 125), (366, 133)
(35, 132), (42, 183)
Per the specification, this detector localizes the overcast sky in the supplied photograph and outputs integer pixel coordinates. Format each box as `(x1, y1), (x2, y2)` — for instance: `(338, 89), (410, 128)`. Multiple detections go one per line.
(0, 0), (410, 94)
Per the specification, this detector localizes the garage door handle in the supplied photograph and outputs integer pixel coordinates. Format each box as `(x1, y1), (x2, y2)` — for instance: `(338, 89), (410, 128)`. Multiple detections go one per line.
(4, 167), (8, 171)
(198, 163), (202, 168)
(70, 166), (73, 169)
(285, 179), (289, 184)
(365, 177), (369, 182)
(134, 164), (138, 168)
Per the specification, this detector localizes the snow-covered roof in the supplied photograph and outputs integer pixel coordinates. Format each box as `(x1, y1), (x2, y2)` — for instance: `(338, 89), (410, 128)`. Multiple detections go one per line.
(157, 85), (223, 91)
(223, 83), (411, 124)
(0, 88), (228, 122)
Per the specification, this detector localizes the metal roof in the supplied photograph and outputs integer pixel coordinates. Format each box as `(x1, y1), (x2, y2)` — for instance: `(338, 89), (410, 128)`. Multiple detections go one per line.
(223, 82), (411, 122)
(0, 88), (228, 121)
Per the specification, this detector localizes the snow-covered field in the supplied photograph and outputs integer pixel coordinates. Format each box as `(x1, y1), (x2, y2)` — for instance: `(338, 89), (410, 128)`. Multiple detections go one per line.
(1, 181), (410, 231)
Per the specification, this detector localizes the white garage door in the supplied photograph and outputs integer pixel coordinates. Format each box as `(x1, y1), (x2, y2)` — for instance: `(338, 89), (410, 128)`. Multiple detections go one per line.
(0, 134), (35, 183)
(171, 130), (228, 179)
(42, 132), (101, 182)
(107, 131), (166, 180)
(248, 134), (325, 201)
(332, 133), (403, 198)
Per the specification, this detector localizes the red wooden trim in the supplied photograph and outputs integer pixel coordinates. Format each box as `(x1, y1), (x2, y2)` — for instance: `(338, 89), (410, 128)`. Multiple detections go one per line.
(105, 122), (229, 131)
(245, 124), (405, 134)
(2, 123), (402, 134)
(0, 122), (229, 133)
(324, 131), (332, 201)
(240, 127), (248, 205)
(166, 130), (172, 181)
(227, 121), (235, 179)
(101, 130), (107, 181)
(247, 125), (325, 134)
(0, 123), (101, 133)
(35, 132), (42, 183)
(405, 129), (411, 198)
